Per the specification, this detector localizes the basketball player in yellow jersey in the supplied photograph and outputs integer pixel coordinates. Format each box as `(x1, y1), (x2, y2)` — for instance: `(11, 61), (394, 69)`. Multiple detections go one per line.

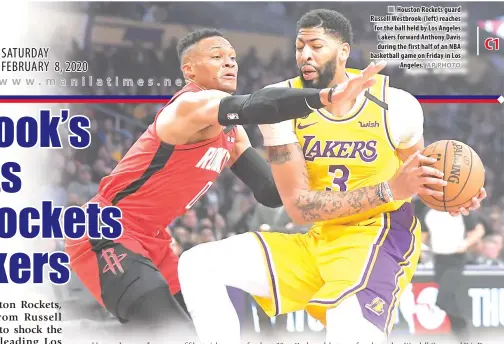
(256, 9), (485, 342)
(177, 10), (486, 344)
(259, 70), (423, 341)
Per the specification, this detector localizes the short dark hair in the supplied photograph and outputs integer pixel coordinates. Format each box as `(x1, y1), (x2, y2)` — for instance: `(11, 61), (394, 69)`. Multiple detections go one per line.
(297, 9), (353, 44)
(176, 28), (224, 62)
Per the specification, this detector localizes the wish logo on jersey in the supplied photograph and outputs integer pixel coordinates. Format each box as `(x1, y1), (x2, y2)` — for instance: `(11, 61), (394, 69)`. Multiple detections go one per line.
(301, 135), (378, 163)
(195, 147), (230, 173)
(359, 120), (380, 128)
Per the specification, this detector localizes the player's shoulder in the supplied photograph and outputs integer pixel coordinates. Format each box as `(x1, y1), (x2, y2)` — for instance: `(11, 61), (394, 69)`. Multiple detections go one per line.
(388, 87), (417, 103)
(384, 86), (424, 147)
(160, 89), (230, 121)
(175, 88), (228, 102)
(263, 80), (287, 88)
(263, 77), (301, 89)
(388, 87), (423, 116)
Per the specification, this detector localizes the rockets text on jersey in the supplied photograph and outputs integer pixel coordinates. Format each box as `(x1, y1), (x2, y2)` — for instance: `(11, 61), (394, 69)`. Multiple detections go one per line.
(195, 147), (231, 173)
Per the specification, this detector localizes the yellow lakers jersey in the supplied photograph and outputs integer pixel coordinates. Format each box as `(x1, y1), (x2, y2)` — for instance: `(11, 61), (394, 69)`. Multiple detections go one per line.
(284, 69), (406, 226)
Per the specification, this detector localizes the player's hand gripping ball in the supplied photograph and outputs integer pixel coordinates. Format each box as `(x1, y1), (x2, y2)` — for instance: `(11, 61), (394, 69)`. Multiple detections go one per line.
(419, 140), (486, 215)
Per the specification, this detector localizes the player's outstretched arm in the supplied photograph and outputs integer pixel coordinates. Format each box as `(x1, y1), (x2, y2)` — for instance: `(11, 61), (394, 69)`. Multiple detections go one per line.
(157, 61), (386, 138)
(266, 143), (447, 224)
(227, 126), (282, 208)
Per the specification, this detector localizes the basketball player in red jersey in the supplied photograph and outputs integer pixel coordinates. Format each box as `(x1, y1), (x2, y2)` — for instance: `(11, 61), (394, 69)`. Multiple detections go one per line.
(65, 28), (384, 339)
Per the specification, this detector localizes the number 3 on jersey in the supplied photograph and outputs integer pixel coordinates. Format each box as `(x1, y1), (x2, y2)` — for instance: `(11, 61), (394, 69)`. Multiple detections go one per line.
(325, 165), (350, 192)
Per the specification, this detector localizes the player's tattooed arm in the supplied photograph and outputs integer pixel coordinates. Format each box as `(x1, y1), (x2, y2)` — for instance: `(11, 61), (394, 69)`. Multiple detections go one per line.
(266, 143), (387, 224)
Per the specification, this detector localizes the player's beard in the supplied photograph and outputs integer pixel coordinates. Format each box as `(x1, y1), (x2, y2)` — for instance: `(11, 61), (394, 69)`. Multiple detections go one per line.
(299, 58), (337, 89)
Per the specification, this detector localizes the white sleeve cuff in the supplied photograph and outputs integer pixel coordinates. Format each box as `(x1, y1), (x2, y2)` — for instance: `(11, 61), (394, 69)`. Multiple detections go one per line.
(397, 132), (423, 149)
(258, 120), (298, 147)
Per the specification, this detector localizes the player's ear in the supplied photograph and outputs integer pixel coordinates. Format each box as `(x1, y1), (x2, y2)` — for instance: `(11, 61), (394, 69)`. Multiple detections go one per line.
(338, 42), (350, 63)
(181, 62), (195, 79)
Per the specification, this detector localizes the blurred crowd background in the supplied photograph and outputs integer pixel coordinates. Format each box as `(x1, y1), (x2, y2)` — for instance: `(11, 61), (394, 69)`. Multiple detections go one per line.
(38, 0), (504, 334)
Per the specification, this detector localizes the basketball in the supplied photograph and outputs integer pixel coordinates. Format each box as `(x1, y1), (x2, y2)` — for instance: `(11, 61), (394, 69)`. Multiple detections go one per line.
(419, 140), (485, 212)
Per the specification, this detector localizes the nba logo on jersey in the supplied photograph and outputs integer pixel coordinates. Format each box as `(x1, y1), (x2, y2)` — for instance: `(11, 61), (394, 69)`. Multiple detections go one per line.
(196, 147), (230, 173)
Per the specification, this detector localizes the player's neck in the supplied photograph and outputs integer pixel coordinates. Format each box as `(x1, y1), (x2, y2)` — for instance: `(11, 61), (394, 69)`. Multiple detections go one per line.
(325, 72), (356, 117)
(185, 78), (207, 90)
(327, 70), (349, 89)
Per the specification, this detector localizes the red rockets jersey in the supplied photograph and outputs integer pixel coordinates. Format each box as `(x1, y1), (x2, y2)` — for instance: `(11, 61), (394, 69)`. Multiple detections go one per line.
(97, 83), (237, 235)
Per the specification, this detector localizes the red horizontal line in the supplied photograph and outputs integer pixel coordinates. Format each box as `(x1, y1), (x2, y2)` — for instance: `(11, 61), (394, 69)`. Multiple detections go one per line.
(0, 99), (499, 104)
(0, 99), (171, 104)
(418, 99), (499, 104)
